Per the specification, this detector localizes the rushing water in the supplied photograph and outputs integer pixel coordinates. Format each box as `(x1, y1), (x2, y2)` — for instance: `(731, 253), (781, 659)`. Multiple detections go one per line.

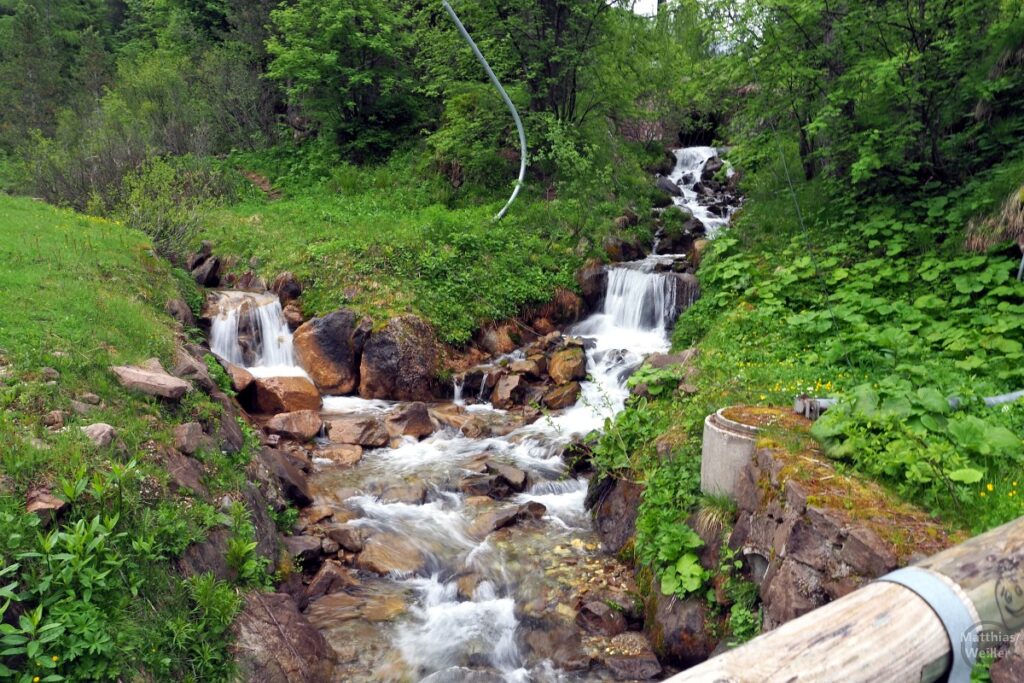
(226, 148), (733, 680)
(665, 145), (735, 240)
(207, 290), (306, 378)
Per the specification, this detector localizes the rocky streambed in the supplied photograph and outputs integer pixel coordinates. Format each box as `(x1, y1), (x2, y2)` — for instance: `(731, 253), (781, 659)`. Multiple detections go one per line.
(193, 146), (739, 681)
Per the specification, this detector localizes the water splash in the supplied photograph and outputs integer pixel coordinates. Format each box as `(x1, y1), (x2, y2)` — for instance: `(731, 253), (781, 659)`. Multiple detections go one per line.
(207, 291), (301, 376)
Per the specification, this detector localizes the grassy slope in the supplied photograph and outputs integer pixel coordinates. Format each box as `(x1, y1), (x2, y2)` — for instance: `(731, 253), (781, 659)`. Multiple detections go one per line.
(0, 194), (251, 682)
(199, 151), (635, 345)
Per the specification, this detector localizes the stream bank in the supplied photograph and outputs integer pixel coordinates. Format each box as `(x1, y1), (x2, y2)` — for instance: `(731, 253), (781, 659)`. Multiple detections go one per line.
(190, 146), (740, 681)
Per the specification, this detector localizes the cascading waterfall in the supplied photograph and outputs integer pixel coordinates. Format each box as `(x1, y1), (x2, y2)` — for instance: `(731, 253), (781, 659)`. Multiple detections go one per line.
(207, 291), (301, 376)
(307, 149), (737, 682)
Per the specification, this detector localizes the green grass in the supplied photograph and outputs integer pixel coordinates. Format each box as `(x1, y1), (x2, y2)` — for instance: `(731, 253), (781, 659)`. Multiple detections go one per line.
(200, 149), (633, 344)
(0, 194), (259, 682)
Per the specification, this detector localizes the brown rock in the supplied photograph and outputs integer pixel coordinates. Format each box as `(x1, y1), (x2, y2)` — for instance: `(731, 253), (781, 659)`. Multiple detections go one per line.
(324, 524), (364, 553)
(355, 532), (425, 576)
(690, 239), (711, 267)
(232, 591), (336, 683)
(282, 301), (304, 330)
(359, 315), (439, 401)
(484, 461), (528, 492)
(173, 422), (205, 454)
(491, 374), (528, 410)
(165, 298), (195, 328)
(602, 632), (662, 680)
(645, 594), (716, 666)
(838, 525), (898, 577)
(460, 416), (491, 439)
(172, 346), (217, 393)
(467, 507), (521, 537)
(81, 423), (116, 448)
(191, 256), (221, 287)
(266, 410), (323, 441)
(761, 556), (827, 625)
(548, 347), (586, 385)
(293, 310), (370, 395)
(164, 448), (208, 497)
(458, 475), (512, 500)
(480, 322), (518, 355)
(992, 632), (1024, 683)
(379, 483), (427, 505)
(177, 527), (232, 580)
(385, 402), (435, 439)
(111, 361), (192, 400)
(305, 561), (358, 603)
(223, 362), (255, 393)
(577, 601), (627, 637)
(42, 410), (66, 429)
(587, 477), (644, 554)
(257, 447), (313, 507)
(524, 623), (591, 671)
(317, 443), (363, 466)
(325, 415), (388, 447)
(577, 261), (607, 312)
(283, 535), (323, 568)
(251, 376), (321, 414)
(271, 272), (303, 305)
(542, 382), (582, 410)
(25, 487), (65, 525)
(510, 359), (543, 378)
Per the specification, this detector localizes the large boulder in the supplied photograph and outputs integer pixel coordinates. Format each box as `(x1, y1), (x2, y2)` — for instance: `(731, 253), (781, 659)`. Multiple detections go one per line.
(656, 175), (683, 197)
(251, 376), (321, 414)
(359, 316), (439, 402)
(257, 447), (313, 507)
(354, 532), (426, 576)
(293, 310), (371, 395)
(385, 402), (435, 439)
(325, 415), (389, 448)
(586, 476), (644, 554)
(491, 374), (528, 410)
(266, 410), (323, 441)
(672, 273), (700, 316)
(111, 360), (191, 400)
(603, 235), (643, 263)
(270, 272), (303, 305)
(232, 591), (336, 683)
(577, 262), (607, 312)
(173, 422), (205, 454)
(645, 593), (717, 667)
(549, 347), (586, 385)
(543, 382), (581, 410)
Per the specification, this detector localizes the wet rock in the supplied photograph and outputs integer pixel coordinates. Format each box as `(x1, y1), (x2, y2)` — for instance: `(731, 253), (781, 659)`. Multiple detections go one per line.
(576, 601), (627, 637)
(223, 361), (255, 393)
(524, 623), (592, 671)
(645, 594), (716, 666)
(656, 175), (683, 197)
(266, 410), (323, 442)
(191, 256), (221, 287)
(690, 239), (711, 266)
(325, 415), (388, 448)
(484, 461), (528, 492)
(601, 632), (662, 680)
(460, 416), (492, 439)
(354, 532), (425, 576)
(282, 301), (304, 330)
(587, 476), (644, 554)
(577, 262), (607, 312)
(186, 241), (212, 271)
(490, 374), (528, 410)
(283, 535), (323, 569)
(542, 381), (582, 410)
(458, 474), (516, 500)
(232, 591), (336, 683)
(468, 506), (521, 537)
(420, 667), (505, 683)
(164, 448), (208, 497)
(271, 271), (303, 305)
(293, 309), (370, 395)
(25, 486), (66, 526)
(324, 524), (364, 553)
(480, 322), (519, 355)
(111, 360), (192, 400)
(81, 423), (116, 448)
(165, 298), (195, 328)
(359, 315), (439, 402)
(173, 422), (205, 454)
(701, 156), (724, 182)
(510, 359), (543, 379)
(303, 561), (360, 602)
(549, 347), (586, 385)
(672, 273), (701, 315)
(251, 376), (321, 414)
(385, 402), (435, 439)
(379, 482), (427, 505)
(317, 443), (364, 467)
(257, 447), (313, 507)
(517, 501), (547, 521)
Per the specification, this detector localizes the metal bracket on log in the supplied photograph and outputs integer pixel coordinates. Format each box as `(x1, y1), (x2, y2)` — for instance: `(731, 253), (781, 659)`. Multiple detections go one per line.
(794, 390), (1024, 421)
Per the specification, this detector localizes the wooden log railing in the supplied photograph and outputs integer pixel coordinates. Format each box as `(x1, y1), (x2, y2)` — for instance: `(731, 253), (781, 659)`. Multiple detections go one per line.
(665, 515), (1024, 682)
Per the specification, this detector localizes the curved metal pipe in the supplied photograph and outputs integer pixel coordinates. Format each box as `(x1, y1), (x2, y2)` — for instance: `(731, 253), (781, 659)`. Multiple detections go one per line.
(442, 0), (527, 221)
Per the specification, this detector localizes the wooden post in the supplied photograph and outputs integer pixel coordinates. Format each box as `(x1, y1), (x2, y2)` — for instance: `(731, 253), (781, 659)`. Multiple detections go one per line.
(665, 516), (1024, 682)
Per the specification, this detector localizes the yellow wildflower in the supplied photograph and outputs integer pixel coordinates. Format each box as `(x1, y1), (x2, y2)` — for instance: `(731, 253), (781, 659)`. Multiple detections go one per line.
(987, 483), (994, 492)
(980, 492), (987, 497)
